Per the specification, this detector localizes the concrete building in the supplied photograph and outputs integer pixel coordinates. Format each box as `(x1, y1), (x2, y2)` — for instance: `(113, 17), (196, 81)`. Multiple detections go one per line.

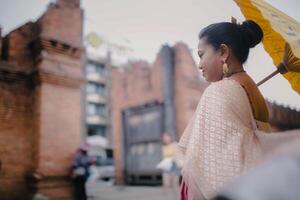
(85, 56), (110, 138)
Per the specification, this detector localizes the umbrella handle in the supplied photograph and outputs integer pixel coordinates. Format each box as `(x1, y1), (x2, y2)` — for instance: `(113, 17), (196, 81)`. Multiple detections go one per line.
(256, 63), (287, 87)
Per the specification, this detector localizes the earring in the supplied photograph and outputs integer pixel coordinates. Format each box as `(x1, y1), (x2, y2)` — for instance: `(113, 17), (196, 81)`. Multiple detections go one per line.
(198, 63), (203, 70)
(223, 62), (229, 76)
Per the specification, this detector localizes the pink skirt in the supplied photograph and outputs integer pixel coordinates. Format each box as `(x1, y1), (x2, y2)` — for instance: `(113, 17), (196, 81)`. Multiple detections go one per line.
(180, 180), (190, 200)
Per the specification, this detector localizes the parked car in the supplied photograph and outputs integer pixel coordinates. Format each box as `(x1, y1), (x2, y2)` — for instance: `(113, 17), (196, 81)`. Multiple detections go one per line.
(97, 155), (115, 181)
(88, 148), (115, 182)
(86, 136), (115, 182)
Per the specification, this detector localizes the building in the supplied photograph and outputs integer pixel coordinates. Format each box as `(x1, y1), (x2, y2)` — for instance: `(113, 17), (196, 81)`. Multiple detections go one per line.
(0, 0), (84, 199)
(267, 102), (300, 131)
(85, 55), (111, 141)
(111, 43), (208, 184)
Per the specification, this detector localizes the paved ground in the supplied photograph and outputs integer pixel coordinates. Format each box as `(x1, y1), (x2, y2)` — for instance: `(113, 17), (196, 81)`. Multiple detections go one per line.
(86, 181), (180, 200)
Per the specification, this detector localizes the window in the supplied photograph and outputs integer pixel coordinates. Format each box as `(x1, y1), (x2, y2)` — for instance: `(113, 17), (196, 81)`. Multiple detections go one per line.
(87, 125), (107, 136)
(86, 62), (106, 75)
(86, 82), (106, 95)
(87, 103), (106, 116)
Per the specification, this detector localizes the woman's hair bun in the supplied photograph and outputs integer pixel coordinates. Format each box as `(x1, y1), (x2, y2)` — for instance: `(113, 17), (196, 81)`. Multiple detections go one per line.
(239, 20), (263, 48)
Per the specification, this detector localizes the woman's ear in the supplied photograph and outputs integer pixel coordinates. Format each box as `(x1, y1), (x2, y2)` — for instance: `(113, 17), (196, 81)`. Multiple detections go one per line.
(220, 44), (230, 62)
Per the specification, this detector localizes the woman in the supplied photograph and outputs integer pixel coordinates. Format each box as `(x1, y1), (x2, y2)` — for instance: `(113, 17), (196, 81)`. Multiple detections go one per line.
(160, 133), (181, 191)
(177, 19), (271, 200)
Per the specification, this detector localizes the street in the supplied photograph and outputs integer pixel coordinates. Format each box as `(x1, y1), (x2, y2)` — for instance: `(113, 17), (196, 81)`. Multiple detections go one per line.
(86, 181), (180, 200)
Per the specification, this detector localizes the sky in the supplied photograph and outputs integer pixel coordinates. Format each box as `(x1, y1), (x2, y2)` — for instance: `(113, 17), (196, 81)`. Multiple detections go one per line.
(0, 0), (299, 109)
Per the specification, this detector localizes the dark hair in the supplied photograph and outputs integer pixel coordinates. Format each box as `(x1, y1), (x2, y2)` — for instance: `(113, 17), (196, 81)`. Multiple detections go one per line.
(198, 20), (263, 64)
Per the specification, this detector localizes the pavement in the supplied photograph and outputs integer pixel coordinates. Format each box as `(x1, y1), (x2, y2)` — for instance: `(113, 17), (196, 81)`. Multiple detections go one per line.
(86, 181), (180, 200)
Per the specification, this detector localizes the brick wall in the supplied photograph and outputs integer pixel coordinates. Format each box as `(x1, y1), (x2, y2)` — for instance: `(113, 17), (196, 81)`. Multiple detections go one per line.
(0, 0), (85, 199)
(37, 83), (81, 176)
(111, 59), (164, 184)
(111, 43), (207, 184)
(3, 22), (40, 69)
(38, 0), (83, 48)
(33, 81), (82, 198)
(0, 64), (36, 200)
(173, 43), (207, 139)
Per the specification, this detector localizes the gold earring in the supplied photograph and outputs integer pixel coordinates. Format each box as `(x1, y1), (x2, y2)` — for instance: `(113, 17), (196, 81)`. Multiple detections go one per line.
(223, 62), (229, 76)
(199, 64), (203, 70)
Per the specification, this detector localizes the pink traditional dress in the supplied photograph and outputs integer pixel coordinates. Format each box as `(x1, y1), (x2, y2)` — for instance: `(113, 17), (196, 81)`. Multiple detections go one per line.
(177, 78), (271, 200)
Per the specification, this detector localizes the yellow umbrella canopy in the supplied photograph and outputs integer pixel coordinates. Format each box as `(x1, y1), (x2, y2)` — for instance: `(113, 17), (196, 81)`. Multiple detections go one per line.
(87, 32), (104, 49)
(234, 0), (300, 94)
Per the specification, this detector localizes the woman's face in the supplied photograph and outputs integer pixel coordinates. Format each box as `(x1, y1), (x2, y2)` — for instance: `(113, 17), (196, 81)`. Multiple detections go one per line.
(162, 133), (172, 144)
(198, 38), (224, 82)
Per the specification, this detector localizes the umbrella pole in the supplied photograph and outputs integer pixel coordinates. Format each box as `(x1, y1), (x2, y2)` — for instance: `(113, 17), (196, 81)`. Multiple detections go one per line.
(256, 69), (279, 86)
(256, 63), (287, 87)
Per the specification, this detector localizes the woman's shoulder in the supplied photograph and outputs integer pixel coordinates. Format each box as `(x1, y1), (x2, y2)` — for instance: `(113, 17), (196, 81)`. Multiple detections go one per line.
(204, 78), (245, 97)
(200, 78), (251, 112)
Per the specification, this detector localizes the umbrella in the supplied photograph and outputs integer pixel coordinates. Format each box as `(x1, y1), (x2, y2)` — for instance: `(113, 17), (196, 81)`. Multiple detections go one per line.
(234, 0), (300, 94)
(87, 32), (104, 48)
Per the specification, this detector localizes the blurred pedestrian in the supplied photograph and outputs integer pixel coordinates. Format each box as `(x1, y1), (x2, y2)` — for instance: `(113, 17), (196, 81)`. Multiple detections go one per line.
(157, 133), (181, 193)
(88, 157), (100, 184)
(71, 144), (90, 200)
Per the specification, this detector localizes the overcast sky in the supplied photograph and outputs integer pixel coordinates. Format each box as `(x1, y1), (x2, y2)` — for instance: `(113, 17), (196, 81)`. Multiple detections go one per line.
(0, 0), (299, 109)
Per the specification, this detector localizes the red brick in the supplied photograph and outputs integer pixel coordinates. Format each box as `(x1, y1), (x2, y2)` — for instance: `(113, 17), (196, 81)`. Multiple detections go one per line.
(0, 0), (84, 199)
(111, 43), (206, 184)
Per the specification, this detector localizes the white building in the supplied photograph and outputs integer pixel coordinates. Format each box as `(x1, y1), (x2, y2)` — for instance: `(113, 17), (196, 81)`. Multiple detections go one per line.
(85, 54), (111, 143)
